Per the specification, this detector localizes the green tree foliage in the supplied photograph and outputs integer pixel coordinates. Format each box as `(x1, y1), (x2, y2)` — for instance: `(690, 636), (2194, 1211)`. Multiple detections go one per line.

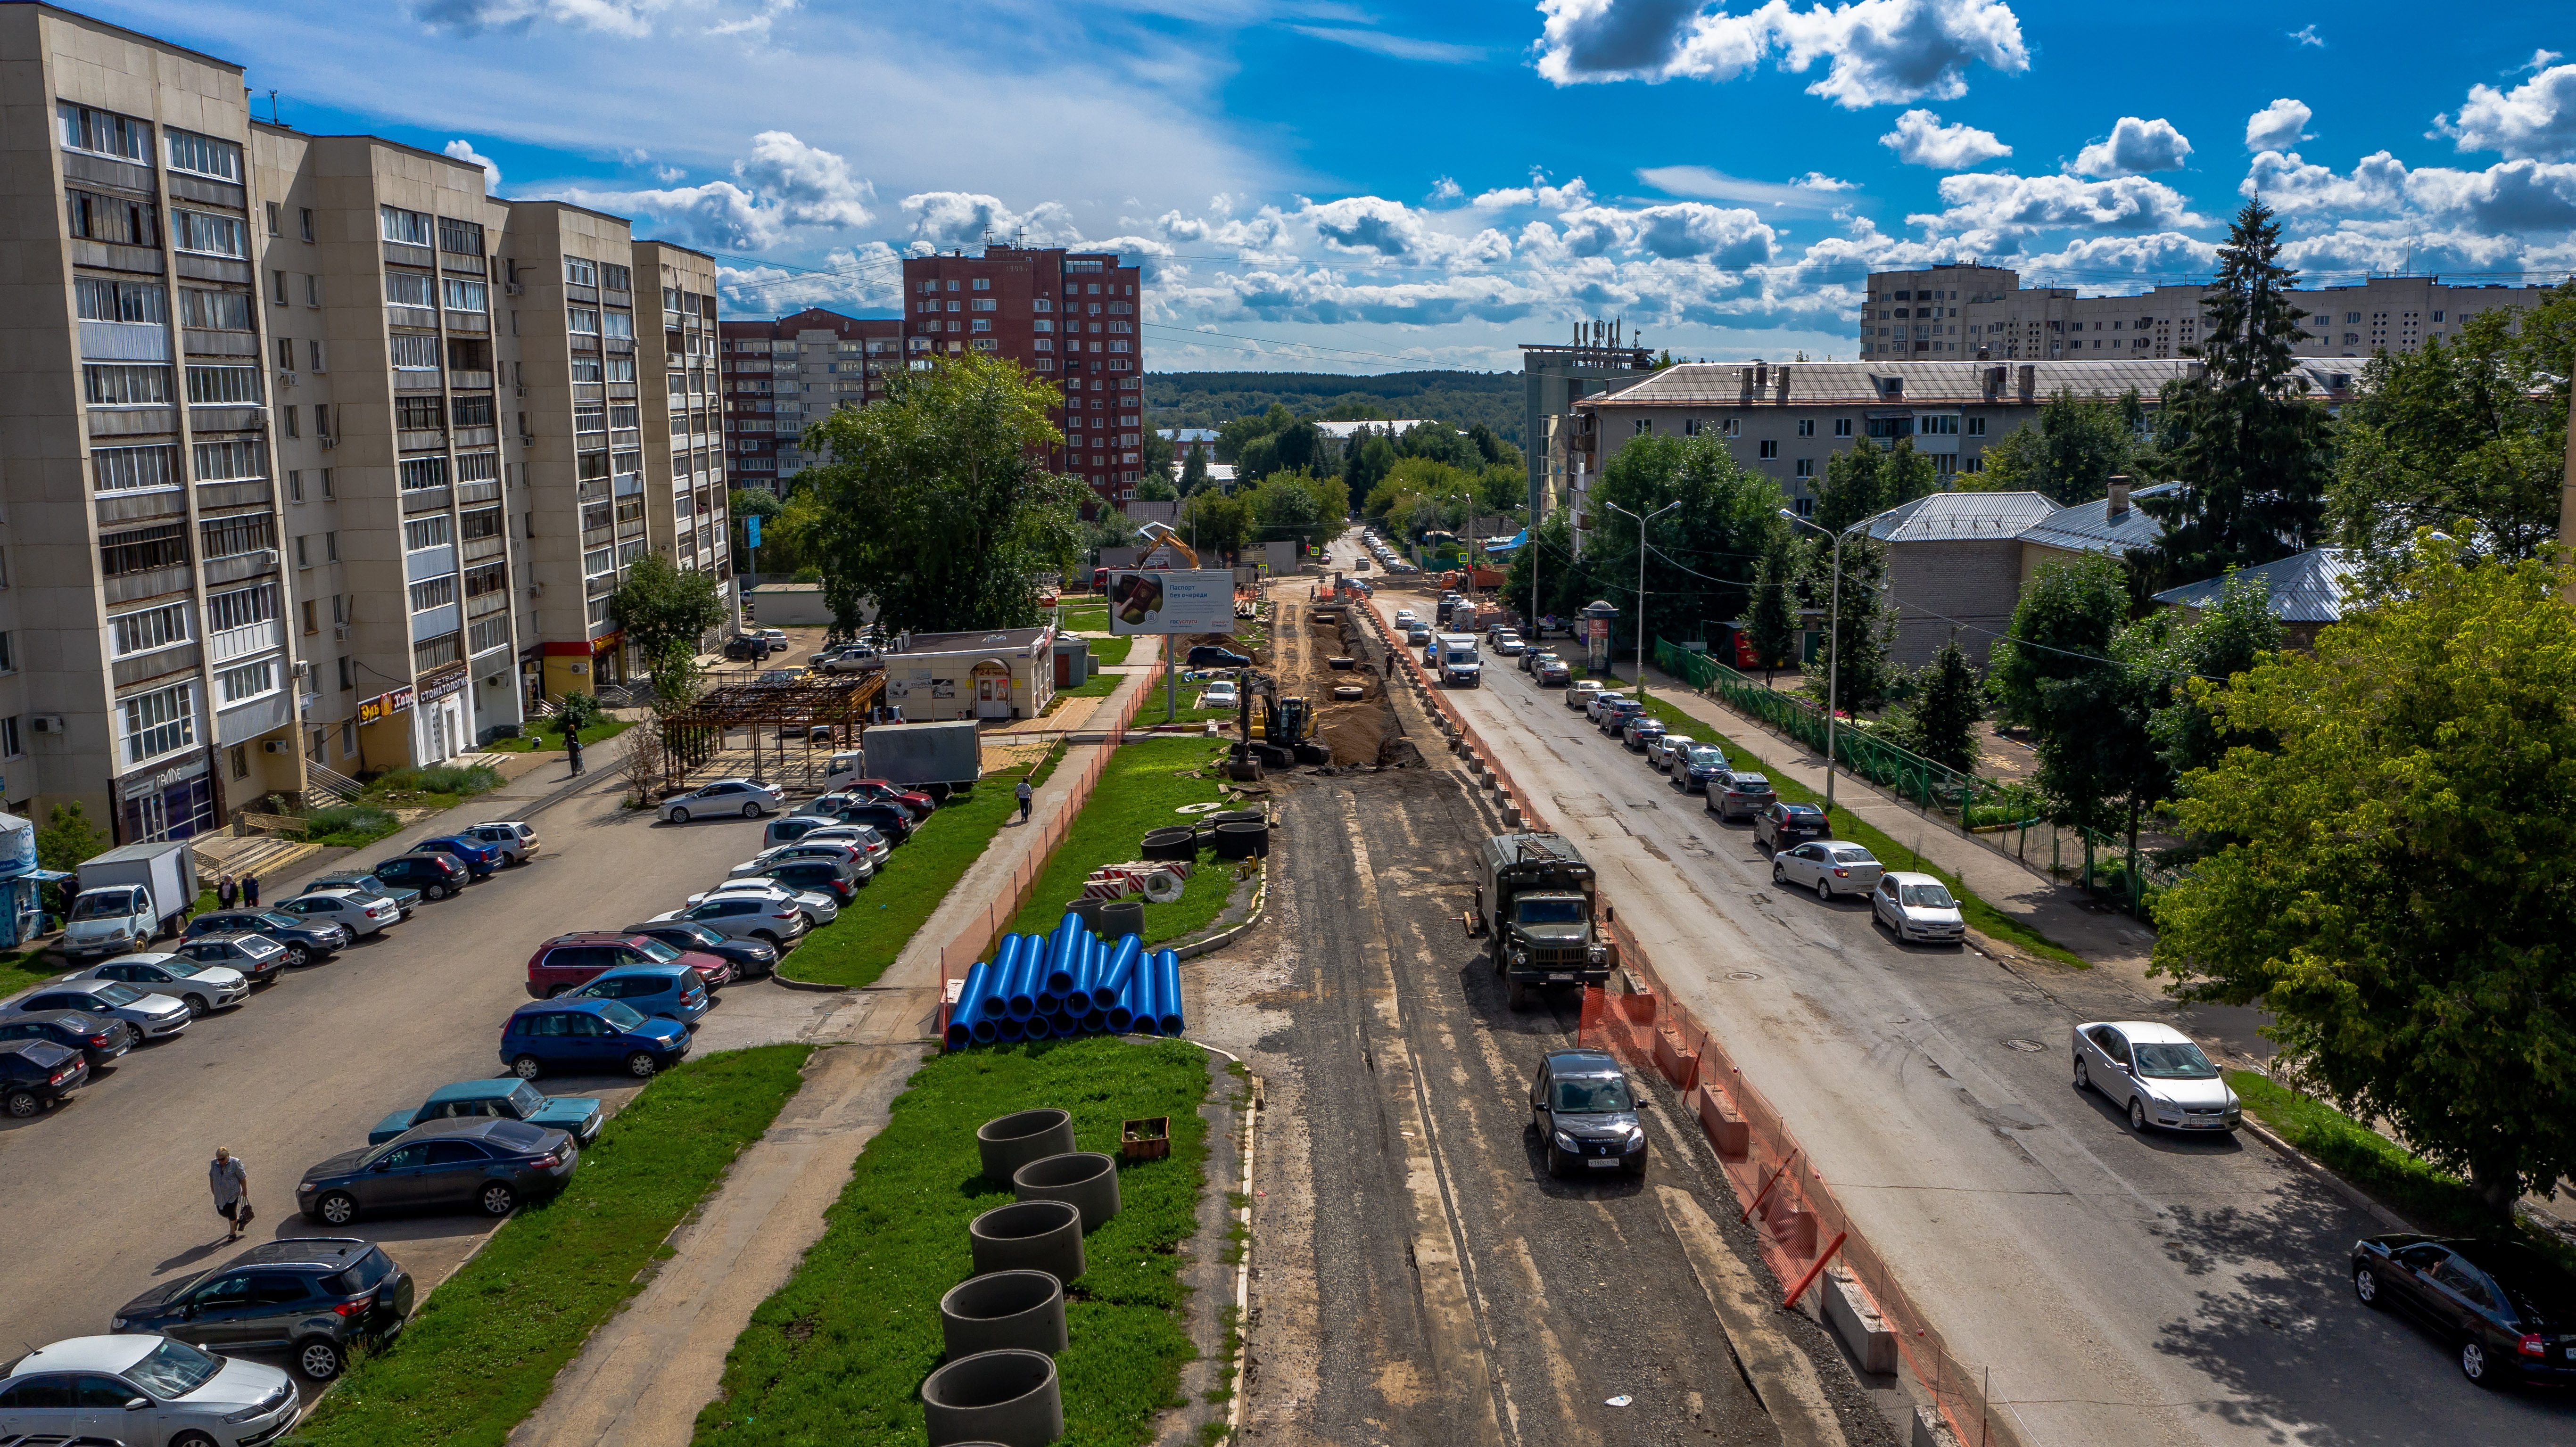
(1966, 389), (2146, 503)
(1365, 457), (1478, 539)
(1147, 370), (1523, 444)
(1344, 429), (1399, 498)
(1476, 462), (1528, 516)
(1177, 448), (1209, 496)
(1502, 507), (1601, 628)
(1395, 420), (1478, 471)
(728, 488), (795, 573)
(1989, 554), (2167, 852)
(1583, 433), (1788, 651)
(1812, 440), (1936, 534)
(2328, 283), (2576, 586)
(1881, 638), (1983, 773)
(1237, 418), (1324, 480)
(1177, 487), (1251, 558)
(1239, 469), (1343, 552)
(1805, 534), (1899, 711)
(2133, 199), (2334, 594)
(1137, 425), (1175, 487)
(1744, 530), (1804, 682)
(2149, 543), (2576, 1216)
(800, 353), (1088, 635)
(606, 554), (727, 709)
(1467, 423), (1525, 472)
(1134, 470), (1179, 502)
(36, 802), (106, 913)
(2144, 571), (2282, 778)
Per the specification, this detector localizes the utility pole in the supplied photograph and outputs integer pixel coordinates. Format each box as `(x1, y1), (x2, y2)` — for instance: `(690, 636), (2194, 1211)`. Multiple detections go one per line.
(1783, 505), (1898, 814)
(1606, 499), (1680, 702)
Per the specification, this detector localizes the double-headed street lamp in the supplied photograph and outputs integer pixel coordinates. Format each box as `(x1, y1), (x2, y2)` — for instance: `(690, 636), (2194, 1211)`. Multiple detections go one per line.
(1779, 506), (1891, 814)
(1605, 498), (1682, 708)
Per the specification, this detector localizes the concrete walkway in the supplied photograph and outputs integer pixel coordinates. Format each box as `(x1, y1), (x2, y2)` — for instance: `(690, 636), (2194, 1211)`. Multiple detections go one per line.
(511, 660), (1165, 1447)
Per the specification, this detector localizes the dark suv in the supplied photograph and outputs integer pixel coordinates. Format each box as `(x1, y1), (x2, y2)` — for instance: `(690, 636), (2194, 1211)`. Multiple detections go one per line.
(1597, 699), (1645, 736)
(824, 799), (915, 845)
(1527, 1048), (1647, 1178)
(185, 907), (349, 966)
(368, 851), (471, 901)
(109, 1237), (415, 1381)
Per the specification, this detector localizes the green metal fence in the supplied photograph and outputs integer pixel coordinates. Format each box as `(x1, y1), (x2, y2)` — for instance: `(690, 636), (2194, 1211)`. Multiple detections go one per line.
(1652, 638), (2178, 916)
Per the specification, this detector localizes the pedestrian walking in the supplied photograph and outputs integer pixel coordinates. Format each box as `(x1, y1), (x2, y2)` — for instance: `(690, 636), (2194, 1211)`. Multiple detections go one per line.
(209, 1147), (251, 1241)
(241, 873), (260, 907)
(1016, 773), (1034, 824)
(216, 874), (238, 910)
(566, 733), (585, 776)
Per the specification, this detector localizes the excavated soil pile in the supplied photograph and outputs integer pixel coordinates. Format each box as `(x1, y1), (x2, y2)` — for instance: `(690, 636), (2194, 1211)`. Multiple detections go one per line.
(1268, 594), (1404, 767)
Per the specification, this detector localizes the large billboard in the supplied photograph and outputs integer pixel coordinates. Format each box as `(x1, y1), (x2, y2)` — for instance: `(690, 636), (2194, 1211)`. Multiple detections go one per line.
(1107, 569), (1235, 635)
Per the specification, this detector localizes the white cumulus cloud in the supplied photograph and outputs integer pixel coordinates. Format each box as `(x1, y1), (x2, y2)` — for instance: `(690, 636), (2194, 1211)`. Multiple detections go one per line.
(1533, 0), (2030, 109)
(2071, 116), (2193, 178)
(2288, 23), (2323, 48)
(2244, 99), (2312, 153)
(1907, 172), (2205, 250)
(1878, 108), (2011, 168)
(565, 132), (872, 249)
(2243, 148), (2576, 236)
(736, 131), (873, 228)
(443, 139), (502, 190)
(2432, 64), (2576, 162)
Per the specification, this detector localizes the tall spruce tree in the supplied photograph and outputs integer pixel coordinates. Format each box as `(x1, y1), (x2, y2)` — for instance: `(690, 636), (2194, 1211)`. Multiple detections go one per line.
(1746, 530), (1802, 684)
(2133, 199), (2333, 594)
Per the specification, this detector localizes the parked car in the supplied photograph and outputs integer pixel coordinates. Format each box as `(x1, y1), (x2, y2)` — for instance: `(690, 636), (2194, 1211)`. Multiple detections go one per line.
(6, 978), (190, 1040)
(1391, 609), (1418, 627)
(1618, 715), (1666, 752)
(465, 820), (541, 864)
(369, 1077), (604, 1147)
(1527, 1047), (1647, 1178)
(0, 1009), (135, 1071)
(1520, 647), (1549, 674)
(730, 842), (873, 884)
(308, 869), (421, 918)
(300, 1117), (579, 1224)
(1185, 645), (1252, 668)
(692, 880), (840, 929)
(764, 813), (844, 849)
(0, 1039), (88, 1118)
(370, 851), (471, 901)
(413, 834), (506, 880)
(756, 668), (803, 686)
(567, 964), (711, 1028)
(623, 917), (780, 977)
(2071, 1022), (2240, 1135)
(527, 931), (731, 1000)
(278, 887), (404, 938)
(823, 799), (916, 845)
(109, 1237), (414, 1381)
(759, 627), (790, 651)
(1596, 700), (1645, 737)
(1404, 624), (1431, 647)
(1644, 733), (1695, 772)
(1872, 872), (1966, 945)
(1200, 681), (1241, 711)
(2351, 1234), (2576, 1387)
(660, 778), (787, 823)
(186, 907), (348, 965)
(739, 859), (862, 906)
(169, 932), (289, 986)
(815, 645), (880, 674)
(723, 633), (772, 661)
(500, 998), (691, 1080)
(1534, 657), (1572, 687)
(1705, 772), (1776, 821)
(826, 778), (935, 820)
(1564, 679), (1604, 710)
(774, 822), (890, 866)
(1585, 690), (1633, 724)
(1772, 841), (1883, 901)
(1672, 744), (1730, 793)
(1753, 801), (1832, 851)
(0, 1334), (297, 1445)
(75, 953), (249, 1019)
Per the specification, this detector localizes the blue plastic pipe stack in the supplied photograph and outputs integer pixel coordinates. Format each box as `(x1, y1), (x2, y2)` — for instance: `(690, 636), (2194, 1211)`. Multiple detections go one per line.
(947, 913), (1189, 1050)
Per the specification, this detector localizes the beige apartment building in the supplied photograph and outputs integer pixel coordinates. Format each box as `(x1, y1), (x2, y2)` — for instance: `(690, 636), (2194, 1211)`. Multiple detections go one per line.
(0, 3), (728, 846)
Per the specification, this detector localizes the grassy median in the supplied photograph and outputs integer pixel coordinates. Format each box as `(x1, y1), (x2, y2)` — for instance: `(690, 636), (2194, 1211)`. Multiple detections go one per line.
(693, 1037), (1212, 1446)
(284, 1044), (812, 1447)
(1004, 737), (1242, 947)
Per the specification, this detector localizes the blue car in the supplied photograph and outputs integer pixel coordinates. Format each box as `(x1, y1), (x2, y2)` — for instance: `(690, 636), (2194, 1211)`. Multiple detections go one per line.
(500, 998), (691, 1080)
(368, 1077), (605, 1146)
(565, 964), (710, 1028)
(413, 835), (504, 880)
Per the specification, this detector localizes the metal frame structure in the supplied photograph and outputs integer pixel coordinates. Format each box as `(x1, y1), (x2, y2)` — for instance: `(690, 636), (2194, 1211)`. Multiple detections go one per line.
(654, 672), (886, 792)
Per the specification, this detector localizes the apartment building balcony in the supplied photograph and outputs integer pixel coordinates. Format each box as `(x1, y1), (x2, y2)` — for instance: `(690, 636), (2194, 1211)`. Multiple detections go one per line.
(387, 304), (439, 331)
(582, 525), (613, 549)
(175, 254), (249, 285)
(105, 565), (195, 605)
(82, 320), (168, 361)
(88, 406), (175, 439)
(395, 369), (443, 392)
(403, 485), (452, 514)
(182, 328), (258, 357)
(208, 617), (284, 666)
(112, 641), (200, 689)
(567, 282), (598, 304)
(203, 549), (280, 587)
(446, 310), (488, 335)
(197, 479), (272, 511)
(463, 534), (506, 563)
(95, 488), (188, 527)
(467, 589), (509, 620)
(189, 405), (264, 435)
(384, 240), (434, 270)
(449, 369), (493, 391)
(398, 428), (447, 453)
(72, 238), (162, 275)
(458, 479), (500, 505)
(604, 337), (635, 356)
(585, 574), (615, 599)
(606, 382), (637, 401)
(453, 425), (497, 448)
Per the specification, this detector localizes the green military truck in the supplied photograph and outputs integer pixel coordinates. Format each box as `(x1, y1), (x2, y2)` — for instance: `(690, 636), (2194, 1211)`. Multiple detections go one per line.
(1470, 832), (1611, 1008)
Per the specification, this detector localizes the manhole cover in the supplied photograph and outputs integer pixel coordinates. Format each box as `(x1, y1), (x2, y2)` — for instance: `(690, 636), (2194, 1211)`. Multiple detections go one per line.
(1175, 802), (1225, 814)
(1726, 970), (1763, 981)
(2003, 1038), (2046, 1052)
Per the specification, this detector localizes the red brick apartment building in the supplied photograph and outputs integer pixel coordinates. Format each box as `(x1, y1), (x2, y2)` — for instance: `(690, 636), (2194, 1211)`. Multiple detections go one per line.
(717, 308), (901, 494)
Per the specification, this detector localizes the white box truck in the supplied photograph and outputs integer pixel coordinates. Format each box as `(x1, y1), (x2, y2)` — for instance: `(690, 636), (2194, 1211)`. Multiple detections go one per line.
(61, 840), (197, 960)
(825, 720), (983, 799)
(1434, 633), (1483, 688)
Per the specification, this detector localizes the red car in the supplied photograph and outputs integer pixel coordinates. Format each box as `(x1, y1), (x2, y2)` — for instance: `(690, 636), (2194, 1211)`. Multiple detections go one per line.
(527, 932), (731, 1000)
(833, 778), (934, 821)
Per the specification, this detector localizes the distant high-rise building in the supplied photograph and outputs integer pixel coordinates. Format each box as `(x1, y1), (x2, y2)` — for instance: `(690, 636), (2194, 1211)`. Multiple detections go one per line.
(716, 308), (901, 494)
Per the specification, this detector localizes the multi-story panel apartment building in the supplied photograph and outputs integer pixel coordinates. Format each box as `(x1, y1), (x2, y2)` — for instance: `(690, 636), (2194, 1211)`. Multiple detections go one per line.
(716, 308), (900, 494)
(901, 247), (1143, 508)
(0, 4), (726, 844)
(1857, 264), (2555, 363)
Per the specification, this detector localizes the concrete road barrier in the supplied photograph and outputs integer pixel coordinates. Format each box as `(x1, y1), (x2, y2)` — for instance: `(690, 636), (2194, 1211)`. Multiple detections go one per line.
(1824, 1267), (1899, 1373)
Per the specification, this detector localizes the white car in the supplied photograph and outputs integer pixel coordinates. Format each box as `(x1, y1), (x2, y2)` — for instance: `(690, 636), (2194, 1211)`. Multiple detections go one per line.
(467, 820), (541, 863)
(1391, 609), (1418, 628)
(690, 880), (839, 928)
(73, 954), (248, 1018)
(1200, 681), (1241, 710)
(1644, 733), (1696, 772)
(775, 822), (890, 866)
(0, 1333), (298, 1447)
(2072, 1021), (2242, 1134)
(278, 888), (400, 938)
(1770, 841), (1884, 901)
(1493, 634), (1525, 656)
(1871, 871), (1965, 944)
(1564, 679), (1604, 710)
(660, 779), (786, 823)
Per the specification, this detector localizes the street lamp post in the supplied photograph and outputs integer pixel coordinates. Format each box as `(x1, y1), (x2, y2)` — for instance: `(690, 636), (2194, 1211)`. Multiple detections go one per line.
(1780, 507), (1888, 814)
(1606, 499), (1682, 707)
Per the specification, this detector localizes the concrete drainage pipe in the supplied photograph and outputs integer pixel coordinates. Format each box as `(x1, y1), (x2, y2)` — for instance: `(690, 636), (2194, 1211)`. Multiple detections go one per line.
(977, 1110), (1076, 1187)
(921, 1348), (1063, 1447)
(1013, 1151), (1123, 1233)
(940, 1269), (1069, 1357)
(968, 1200), (1086, 1283)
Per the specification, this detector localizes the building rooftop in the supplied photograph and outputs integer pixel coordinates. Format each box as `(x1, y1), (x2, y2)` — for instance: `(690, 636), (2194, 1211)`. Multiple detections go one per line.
(889, 626), (1055, 655)
(1156, 428), (1219, 444)
(2150, 548), (2359, 624)
(1581, 359), (2362, 408)
(2017, 482), (2179, 556)
(1313, 419), (1431, 439)
(1865, 492), (2062, 544)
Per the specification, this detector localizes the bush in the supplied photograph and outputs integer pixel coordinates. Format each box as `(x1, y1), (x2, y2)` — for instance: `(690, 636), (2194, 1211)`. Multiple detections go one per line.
(300, 805), (398, 846)
(368, 764), (501, 798)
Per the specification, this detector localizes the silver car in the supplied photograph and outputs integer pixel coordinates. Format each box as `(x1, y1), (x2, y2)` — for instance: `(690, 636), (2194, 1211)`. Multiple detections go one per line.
(1564, 679), (1604, 711)
(660, 778), (787, 823)
(1585, 690), (1634, 724)
(784, 822), (890, 866)
(1871, 871), (1966, 945)
(655, 897), (809, 947)
(1645, 733), (1696, 773)
(7, 978), (191, 1039)
(74, 953), (248, 1019)
(0, 1333), (298, 1447)
(279, 888), (401, 938)
(2072, 1022), (2241, 1134)
(466, 820), (541, 864)
(728, 842), (873, 883)
(689, 880), (838, 929)
(1770, 841), (1883, 901)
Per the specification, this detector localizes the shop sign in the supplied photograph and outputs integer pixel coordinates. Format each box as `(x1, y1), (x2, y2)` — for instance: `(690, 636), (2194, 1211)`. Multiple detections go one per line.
(358, 685), (416, 725)
(419, 666), (470, 705)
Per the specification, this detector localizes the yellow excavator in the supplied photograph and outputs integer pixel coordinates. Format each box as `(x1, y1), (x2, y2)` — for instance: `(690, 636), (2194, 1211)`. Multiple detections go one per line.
(1232, 669), (1329, 770)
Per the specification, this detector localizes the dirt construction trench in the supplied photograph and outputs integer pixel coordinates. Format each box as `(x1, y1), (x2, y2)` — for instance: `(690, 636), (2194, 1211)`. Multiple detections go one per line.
(1261, 579), (1404, 768)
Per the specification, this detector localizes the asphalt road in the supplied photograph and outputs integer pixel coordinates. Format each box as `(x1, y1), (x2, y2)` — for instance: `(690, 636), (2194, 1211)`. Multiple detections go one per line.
(1335, 538), (2574, 1447)
(0, 766), (839, 1384)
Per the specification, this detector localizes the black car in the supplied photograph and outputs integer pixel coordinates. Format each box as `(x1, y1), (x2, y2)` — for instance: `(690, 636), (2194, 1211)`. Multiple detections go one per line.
(2353, 1233), (2576, 1387)
(1620, 717), (1668, 753)
(826, 800), (915, 845)
(173, 932), (292, 984)
(0, 1009), (136, 1071)
(0, 1039), (89, 1119)
(185, 907), (349, 966)
(369, 852), (471, 901)
(723, 633), (772, 661)
(110, 1237), (416, 1381)
(298, 1117), (578, 1227)
(622, 919), (779, 978)
(1527, 1048), (1646, 1178)
(752, 860), (859, 905)
(1186, 645), (1252, 668)
(1672, 743), (1730, 794)
(1753, 801), (1832, 851)
(311, 869), (423, 917)
(1597, 700), (1645, 736)
(409, 839), (497, 881)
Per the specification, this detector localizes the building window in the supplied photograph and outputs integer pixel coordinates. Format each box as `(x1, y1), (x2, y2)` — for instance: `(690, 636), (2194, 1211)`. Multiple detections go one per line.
(413, 634), (462, 672)
(111, 601), (190, 657)
(66, 188), (158, 247)
(100, 524), (189, 577)
(389, 333), (440, 370)
(469, 615), (510, 655)
(565, 256), (598, 287)
(121, 683), (196, 764)
(1794, 458), (1814, 477)
(385, 271), (435, 308)
(165, 128), (242, 181)
(216, 658), (277, 705)
(179, 288), (252, 330)
(397, 395), (442, 431)
(192, 439), (267, 483)
(185, 365), (262, 405)
(1834, 418), (1853, 437)
(0, 716), (18, 759)
(442, 277), (489, 312)
(58, 101), (150, 161)
(82, 364), (171, 406)
(456, 450), (500, 483)
(601, 263), (630, 292)
(206, 583), (277, 632)
(299, 207), (315, 243)
(400, 457), (449, 490)
(1966, 416), (1986, 436)
(438, 216), (485, 255)
(404, 514), (453, 551)
(380, 206), (434, 247)
(568, 307), (600, 335)
(75, 277), (166, 323)
(199, 512), (276, 559)
(1759, 439), (1778, 459)
(408, 576), (457, 612)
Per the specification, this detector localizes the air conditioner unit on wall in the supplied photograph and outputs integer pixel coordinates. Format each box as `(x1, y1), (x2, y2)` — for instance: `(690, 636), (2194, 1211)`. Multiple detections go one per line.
(28, 716), (65, 735)
(263, 740), (289, 753)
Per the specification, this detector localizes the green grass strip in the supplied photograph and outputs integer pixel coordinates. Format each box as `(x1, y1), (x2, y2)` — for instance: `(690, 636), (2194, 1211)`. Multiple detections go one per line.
(284, 1044), (813, 1447)
(1087, 636), (1135, 667)
(1624, 691), (2091, 970)
(781, 782), (1027, 989)
(0, 950), (54, 999)
(1005, 738), (1240, 946)
(693, 1037), (1211, 1446)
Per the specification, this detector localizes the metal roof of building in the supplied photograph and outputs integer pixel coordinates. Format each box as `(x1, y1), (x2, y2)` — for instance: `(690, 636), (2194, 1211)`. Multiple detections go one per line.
(1863, 491), (2062, 544)
(1580, 359), (2361, 408)
(2017, 482), (2180, 556)
(2150, 548), (2360, 624)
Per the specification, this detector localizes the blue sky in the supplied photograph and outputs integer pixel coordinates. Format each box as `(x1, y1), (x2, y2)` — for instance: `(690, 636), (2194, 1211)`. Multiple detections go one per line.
(81, 0), (2576, 373)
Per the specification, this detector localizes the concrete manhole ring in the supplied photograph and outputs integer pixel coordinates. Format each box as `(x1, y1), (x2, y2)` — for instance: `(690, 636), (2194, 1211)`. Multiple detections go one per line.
(1175, 802), (1226, 814)
(1725, 970), (1763, 981)
(2003, 1038), (2046, 1052)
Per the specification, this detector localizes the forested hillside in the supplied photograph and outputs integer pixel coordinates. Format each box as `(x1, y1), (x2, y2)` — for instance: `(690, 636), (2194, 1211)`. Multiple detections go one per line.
(1147, 370), (1522, 444)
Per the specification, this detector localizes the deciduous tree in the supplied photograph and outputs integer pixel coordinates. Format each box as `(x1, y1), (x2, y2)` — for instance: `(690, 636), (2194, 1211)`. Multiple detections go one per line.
(1745, 530), (1803, 683)
(1966, 388), (2143, 503)
(606, 554), (728, 710)
(1884, 638), (1983, 773)
(1989, 554), (2166, 855)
